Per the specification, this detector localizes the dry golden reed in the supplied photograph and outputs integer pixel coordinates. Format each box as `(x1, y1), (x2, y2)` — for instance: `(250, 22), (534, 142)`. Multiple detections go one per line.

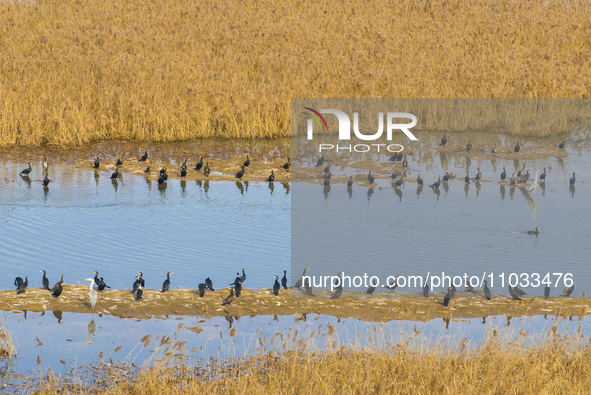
(1, 0), (590, 147)
(24, 328), (591, 394)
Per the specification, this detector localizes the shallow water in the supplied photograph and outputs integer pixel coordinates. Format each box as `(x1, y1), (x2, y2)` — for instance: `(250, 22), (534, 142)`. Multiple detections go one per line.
(0, 169), (290, 291)
(1, 309), (588, 380)
(292, 130), (591, 297)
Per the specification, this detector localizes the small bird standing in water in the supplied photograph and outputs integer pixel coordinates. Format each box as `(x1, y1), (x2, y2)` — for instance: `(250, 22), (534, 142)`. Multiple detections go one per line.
(20, 162), (32, 176)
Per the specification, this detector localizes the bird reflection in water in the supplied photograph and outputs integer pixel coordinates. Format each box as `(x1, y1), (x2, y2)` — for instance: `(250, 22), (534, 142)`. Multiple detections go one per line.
(204, 180), (210, 194)
(570, 184), (575, 198)
(442, 183), (449, 196)
(236, 181), (244, 195)
(432, 185), (440, 201)
(323, 185), (331, 199)
(500, 184), (506, 201)
(464, 183), (469, 198)
(158, 182), (167, 194)
(180, 180), (187, 195)
(416, 185), (423, 199)
(394, 187), (402, 202)
(282, 182), (290, 195)
(111, 178), (118, 192)
(268, 182), (274, 195)
(475, 181), (481, 196)
(347, 186), (353, 199)
(87, 319), (96, 344)
(367, 187), (374, 202)
(53, 310), (63, 324)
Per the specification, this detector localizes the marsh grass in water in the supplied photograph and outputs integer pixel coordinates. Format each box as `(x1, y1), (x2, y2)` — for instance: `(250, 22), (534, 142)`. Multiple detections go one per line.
(1, 0), (591, 147)
(10, 321), (591, 394)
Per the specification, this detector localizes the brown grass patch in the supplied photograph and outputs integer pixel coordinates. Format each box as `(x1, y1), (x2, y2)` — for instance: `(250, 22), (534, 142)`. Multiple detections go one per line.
(1, 0), (591, 147)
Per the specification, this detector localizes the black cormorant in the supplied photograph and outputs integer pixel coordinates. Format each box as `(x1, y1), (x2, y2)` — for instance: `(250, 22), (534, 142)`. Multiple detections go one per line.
(205, 277), (214, 291)
(402, 155), (408, 168)
(266, 170), (275, 182)
(539, 168), (546, 182)
(41, 270), (50, 290)
(466, 140), (472, 152)
(52, 282), (63, 297)
(281, 271), (288, 289)
(347, 176), (353, 187)
(97, 277), (111, 291)
(527, 226), (540, 235)
(161, 272), (173, 292)
(440, 133), (447, 146)
(316, 155), (324, 167)
(14, 277), (23, 288)
(464, 171), (470, 184)
(323, 175), (330, 186)
(330, 274), (343, 299)
(563, 282), (575, 297)
(475, 168), (482, 181)
(144, 161), (151, 173)
(236, 166), (246, 179)
(195, 156), (204, 171)
(243, 155), (250, 168)
(157, 173), (165, 184)
(417, 174), (423, 186)
(570, 171), (576, 185)
(514, 141), (521, 153)
(20, 162), (32, 176)
(500, 166), (506, 180)
(442, 172), (450, 182)
(180, 165), (187, 178)
(239, 269), (247, 283)
(385, 276), (399, 290)
(93, 154), (101, 169)
(42, 171), (51, 187)
(508, 286), (522, 300)
(429, 176), (441, 188)
(483, 280), (491, 300)
(139, 149), (148, 162)
(198, 283), (206, 297)
(282, 157), (291, 170)
(557, 138), (566, 149)
(517, 163), (526, 177)
(16, 276), (28, 294)
(222, 288), (235, 305)
(294, 268), (309, 288)
(368, 170), (374, 184)
(116, 152), (128, 166)
(110, 166), (119, 179)
(273, 275), (280, 295)
(519, 170), (530, 183)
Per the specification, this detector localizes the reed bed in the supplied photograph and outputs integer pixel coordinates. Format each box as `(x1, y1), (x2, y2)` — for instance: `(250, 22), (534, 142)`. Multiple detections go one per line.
(16, 322), (591, 394)
(1, 0), (590, 147)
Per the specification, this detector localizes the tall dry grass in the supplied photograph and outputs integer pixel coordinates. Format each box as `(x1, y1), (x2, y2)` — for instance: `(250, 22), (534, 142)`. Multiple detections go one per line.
(1, 0), (590, 147)
(16, 323), (591, 394)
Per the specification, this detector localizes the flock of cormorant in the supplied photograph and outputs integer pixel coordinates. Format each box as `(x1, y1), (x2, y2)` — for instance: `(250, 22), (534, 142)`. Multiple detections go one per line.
(318, 135), (577, 192)
(10, 265), (578, 309)
(10, 268), (295, 307)
(13, 150), (290, 188)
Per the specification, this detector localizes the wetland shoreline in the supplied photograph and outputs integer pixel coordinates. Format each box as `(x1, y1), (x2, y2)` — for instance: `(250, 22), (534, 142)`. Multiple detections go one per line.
(1, 287), (590, 322)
